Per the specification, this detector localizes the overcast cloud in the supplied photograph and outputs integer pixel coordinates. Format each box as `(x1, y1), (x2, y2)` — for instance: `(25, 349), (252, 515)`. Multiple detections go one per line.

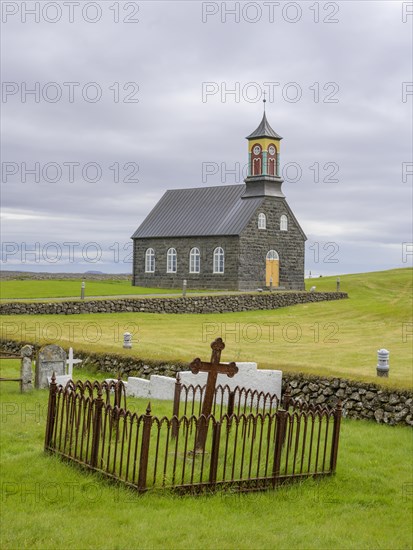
(1, 0), (412, 276)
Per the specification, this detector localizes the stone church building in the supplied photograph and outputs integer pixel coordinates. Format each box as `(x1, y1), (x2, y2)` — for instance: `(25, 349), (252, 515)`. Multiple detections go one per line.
(131, 111), (306, 290)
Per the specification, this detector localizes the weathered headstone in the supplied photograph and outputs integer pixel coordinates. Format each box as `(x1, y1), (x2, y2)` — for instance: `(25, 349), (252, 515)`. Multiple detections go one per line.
(36, 344), (66, 389)
(20, 344), (33, 391)
(126, 363), (282, 403)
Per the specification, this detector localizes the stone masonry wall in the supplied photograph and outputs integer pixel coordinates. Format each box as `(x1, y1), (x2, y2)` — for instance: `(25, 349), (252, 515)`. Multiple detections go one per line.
(133, 236), (240, 290)
(0, 340), (413, 426)
(238, 197), (306, 291)
(1, 339), (411, 426)
(281, 373), (413, 427)
(0, 291), (348, 315)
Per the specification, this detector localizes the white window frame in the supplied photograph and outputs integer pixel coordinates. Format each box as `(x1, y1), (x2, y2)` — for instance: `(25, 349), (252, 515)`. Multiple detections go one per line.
(280, 215), (288, 231)
(258, 213), (266, 230)
(145, 248), (155, 273)
(266, 250), (279, 261)
(253, 157), (262, 175)
(166, 248), (177, 273)
(189, 247), (200, 274)
(213, 247), (225, 274)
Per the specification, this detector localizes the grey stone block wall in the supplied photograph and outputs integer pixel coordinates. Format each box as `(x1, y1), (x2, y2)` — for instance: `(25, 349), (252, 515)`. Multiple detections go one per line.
(1, 339), (411, 426)
(238, 197), (305, 290)
(0, 292), (348, 315)
(133, 236), (240, 290)
(282, 374), (413, 426)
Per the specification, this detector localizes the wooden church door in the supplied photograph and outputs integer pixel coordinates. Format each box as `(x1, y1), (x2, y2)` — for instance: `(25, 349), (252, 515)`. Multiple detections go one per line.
(266, 250), (279, 286)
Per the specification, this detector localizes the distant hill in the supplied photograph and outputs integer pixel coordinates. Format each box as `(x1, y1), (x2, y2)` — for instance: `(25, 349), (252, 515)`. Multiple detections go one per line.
(0, 271), (132, 281)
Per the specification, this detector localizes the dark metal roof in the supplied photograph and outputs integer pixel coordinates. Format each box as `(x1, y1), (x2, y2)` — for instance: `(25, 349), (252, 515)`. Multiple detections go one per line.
(246, 112), (282, 140)
(131, 184), (264, 238)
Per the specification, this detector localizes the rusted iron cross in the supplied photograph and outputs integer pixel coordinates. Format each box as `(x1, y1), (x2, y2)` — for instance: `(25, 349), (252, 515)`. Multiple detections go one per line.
(189, 338), (238, 450)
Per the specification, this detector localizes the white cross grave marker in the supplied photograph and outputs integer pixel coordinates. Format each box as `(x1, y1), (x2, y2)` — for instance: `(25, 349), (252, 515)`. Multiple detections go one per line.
(66, 347), (82, 378)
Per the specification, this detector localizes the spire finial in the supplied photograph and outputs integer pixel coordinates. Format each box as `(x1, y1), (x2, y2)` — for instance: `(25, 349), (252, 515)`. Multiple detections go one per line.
(263, 90), (266, 112)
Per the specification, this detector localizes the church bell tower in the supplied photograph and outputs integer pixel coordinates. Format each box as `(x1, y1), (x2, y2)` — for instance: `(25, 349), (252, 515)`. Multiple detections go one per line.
(243, 103), (284, 198)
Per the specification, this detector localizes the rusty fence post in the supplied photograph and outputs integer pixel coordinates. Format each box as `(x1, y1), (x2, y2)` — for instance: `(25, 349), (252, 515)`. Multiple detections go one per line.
(90, 386), (103, 468)
(138, 403), (152, 492)
(114, 374), (122, 409)
(44, 372), (57, 450)
(171, 374), (181, 439)
(330, 400), (342, 472)
(227, 391), (235, 417)
(209, 421), (221, 485)
(272, 409), (288, 486)
(282, 384), (291, 410)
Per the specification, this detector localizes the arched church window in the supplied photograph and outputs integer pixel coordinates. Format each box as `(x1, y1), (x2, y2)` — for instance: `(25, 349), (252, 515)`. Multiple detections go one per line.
(258, 213), (266, 229)
(267, 143), (277, 176)
(280, 215), (288, 231)
(253, 157), (261, 175)
(145, 248), (155, 273)
(213, 247), (225, 274)
(266, 250), (279, 261)
(166, 248), (177, 273)
(189, 247), (200, 273)
(252, 143), (262, 176)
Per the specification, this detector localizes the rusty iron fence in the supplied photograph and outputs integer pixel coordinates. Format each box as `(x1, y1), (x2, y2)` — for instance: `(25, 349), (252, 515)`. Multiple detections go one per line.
(45, 376), (342, 494)
(173, 374), (281, 422)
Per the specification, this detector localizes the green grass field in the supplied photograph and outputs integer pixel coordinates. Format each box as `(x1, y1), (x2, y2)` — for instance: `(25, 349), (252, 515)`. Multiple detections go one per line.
(1, 268), (412, 388)
(0, 279), (192, 300)
(0, 363), (412, 550)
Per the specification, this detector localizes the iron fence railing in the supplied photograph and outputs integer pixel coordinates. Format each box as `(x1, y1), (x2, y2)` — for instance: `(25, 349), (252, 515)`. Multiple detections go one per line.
(45, 376), (342, 494)
(173, 375), (280, 421)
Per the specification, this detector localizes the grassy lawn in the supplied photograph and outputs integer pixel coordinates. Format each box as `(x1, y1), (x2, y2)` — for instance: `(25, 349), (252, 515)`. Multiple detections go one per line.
(1, 269), (412, 389)
(0, 364), (412, 550)
(0, 279), (197, 300)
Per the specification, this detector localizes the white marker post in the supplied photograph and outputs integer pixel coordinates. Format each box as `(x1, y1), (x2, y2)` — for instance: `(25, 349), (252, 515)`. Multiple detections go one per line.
(376, 349), (389, 377)
(123, 332), (132, 349)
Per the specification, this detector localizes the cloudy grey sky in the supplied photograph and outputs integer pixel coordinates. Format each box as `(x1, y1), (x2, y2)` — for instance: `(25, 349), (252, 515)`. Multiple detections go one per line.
(1, 0), (412, 276)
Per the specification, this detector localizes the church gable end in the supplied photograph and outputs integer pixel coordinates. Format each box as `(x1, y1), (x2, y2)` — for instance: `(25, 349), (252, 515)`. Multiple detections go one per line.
(238, 197), (306, 291)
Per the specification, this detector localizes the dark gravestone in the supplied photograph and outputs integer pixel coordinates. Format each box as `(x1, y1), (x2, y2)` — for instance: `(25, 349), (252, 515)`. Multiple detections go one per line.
(35, 344), (66, 389)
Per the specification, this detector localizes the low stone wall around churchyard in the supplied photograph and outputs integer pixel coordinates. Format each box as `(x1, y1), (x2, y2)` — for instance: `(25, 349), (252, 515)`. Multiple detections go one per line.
(281, 374), (412, 427)
(0, 291), (348, 315)
(1, 339), (411, 426)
